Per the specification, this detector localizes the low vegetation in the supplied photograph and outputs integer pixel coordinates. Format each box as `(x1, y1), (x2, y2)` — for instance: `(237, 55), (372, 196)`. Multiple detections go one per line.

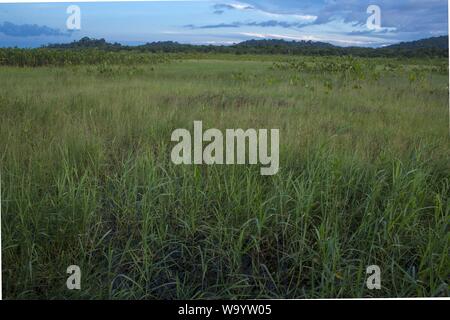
(1, 52), (449, 299)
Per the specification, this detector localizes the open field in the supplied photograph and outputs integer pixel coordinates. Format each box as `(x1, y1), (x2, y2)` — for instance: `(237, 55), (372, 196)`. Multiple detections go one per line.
(1, 54), (449, 298)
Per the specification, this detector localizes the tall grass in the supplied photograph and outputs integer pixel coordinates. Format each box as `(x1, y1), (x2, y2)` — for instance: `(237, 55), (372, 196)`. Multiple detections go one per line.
(1, 56), (449, 298)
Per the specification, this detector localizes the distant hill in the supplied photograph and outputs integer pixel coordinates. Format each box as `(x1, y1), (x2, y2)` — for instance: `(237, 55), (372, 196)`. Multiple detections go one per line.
(375, 36), (448, 58)
(46, 36), (449, 58)
(384, 36), (448, 49)
(234, 39), (335, 48)
(49, 37), (123, 50)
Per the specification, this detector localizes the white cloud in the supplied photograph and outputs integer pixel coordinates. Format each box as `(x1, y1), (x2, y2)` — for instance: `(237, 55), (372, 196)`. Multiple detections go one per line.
(239, 31), (398, 46)
(228, 3), (254, 10)
(219, 2), (317, 23)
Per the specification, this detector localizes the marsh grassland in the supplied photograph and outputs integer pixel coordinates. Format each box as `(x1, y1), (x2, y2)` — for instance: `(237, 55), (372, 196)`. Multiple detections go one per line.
(1, 54), (449, 298)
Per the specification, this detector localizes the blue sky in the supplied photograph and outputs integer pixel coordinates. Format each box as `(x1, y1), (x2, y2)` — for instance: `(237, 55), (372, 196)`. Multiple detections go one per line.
(0, 0), (448, 48)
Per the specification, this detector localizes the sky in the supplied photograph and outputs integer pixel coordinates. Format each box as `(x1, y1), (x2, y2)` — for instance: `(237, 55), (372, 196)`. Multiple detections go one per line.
(0, 0), (448, 48)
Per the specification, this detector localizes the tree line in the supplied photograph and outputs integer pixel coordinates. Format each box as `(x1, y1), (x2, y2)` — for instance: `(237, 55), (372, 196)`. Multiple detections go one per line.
(0, 36), (447, 67)
(45, 36), (448, 58)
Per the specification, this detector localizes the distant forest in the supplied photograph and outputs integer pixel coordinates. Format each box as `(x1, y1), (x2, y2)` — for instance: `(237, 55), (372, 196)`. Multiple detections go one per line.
(45, 36), (449, 58)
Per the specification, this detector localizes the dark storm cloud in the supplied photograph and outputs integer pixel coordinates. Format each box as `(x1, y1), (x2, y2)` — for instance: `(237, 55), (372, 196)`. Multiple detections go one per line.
(185, 20), (308, 30)
(185, 23), (240, 29)
(242, 0), (448, 34)
(0, 21), (67, 37)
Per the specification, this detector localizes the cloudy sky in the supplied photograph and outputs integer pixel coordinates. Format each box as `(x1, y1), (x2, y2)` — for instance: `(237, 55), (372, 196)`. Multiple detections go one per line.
(0, 0), (448, 48)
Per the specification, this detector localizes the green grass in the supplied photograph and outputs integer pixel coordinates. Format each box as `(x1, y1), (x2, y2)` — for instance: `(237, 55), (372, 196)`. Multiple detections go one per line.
(1, 55), (449, 299)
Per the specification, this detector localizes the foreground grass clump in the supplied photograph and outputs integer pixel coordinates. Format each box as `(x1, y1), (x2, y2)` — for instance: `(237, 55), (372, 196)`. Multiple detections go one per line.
(0, 55), (449, 299)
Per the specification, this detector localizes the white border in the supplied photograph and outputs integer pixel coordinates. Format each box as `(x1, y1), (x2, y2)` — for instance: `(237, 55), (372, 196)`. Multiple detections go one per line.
(0, 0), (207, 3)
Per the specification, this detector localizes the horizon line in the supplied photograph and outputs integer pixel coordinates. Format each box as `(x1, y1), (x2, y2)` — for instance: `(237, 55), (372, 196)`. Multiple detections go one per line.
(36, 34), (449, 49)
